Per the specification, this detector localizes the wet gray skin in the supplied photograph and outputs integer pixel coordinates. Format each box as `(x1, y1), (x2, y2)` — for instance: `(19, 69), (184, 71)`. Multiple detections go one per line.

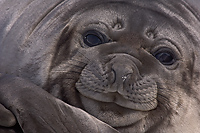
(1, 0), (200, 132)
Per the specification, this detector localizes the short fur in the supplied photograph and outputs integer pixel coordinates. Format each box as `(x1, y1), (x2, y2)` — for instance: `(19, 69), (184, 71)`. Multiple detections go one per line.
(1, 0), (200, 132)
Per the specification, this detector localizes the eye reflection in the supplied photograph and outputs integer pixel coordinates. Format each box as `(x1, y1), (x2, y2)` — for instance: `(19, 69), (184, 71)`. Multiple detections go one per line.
(83, 30), (109, 47)
(84, 34), (102, 46)
(154, 50), (176, 65)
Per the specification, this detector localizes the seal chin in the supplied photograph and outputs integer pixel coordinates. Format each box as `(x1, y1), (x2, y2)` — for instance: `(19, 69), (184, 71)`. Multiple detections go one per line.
(79, 94), (149, 127)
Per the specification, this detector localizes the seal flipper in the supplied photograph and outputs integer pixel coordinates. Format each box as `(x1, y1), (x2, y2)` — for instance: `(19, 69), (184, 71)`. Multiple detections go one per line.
(0, 104), (16, 127)
(0, 76), (118, 133)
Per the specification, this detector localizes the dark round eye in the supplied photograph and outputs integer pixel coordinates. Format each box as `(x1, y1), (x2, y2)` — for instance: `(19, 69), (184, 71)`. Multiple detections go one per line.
(154, 50), (175, 65)
(83, 30), (109, 47)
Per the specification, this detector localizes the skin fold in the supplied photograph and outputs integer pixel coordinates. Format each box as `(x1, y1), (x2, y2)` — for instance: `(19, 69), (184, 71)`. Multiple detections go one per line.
(0, 0), (200, 132)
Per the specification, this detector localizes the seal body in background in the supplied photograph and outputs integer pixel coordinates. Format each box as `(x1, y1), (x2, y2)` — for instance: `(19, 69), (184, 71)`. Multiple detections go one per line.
(1, 0), (200, 132)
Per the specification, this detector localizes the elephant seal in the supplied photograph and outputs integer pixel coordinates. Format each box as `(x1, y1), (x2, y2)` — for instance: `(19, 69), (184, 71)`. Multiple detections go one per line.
(1, 0), (200, 132)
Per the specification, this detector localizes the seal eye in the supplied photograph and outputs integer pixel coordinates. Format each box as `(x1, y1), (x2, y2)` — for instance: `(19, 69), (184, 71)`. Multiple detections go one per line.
(83, 30), (109, 47)
(154, 50), (175, 65)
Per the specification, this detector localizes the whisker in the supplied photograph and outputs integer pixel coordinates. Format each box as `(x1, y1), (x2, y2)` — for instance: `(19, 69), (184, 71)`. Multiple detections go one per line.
(51, 70), (70, 73)
(55, 62), (85, 69)
(62, 78), (78, 81)
(157, 93), (170, 102)
(51, 70), (80, 73)
(70, 59), (88, 66)
(76, 50), (91, 62)
(157, 96), (171, 112)
(66, 63), (86, 69)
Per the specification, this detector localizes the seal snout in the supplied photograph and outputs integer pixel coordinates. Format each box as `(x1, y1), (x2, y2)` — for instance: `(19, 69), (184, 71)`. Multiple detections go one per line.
(76, 54), (158, 111)
(109, 55), (141, 94)
(111, 63), (134, 83)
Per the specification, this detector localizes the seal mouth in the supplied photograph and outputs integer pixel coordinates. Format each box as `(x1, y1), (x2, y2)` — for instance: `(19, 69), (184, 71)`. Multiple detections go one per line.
(74, 52), (158, 111)
(75, 60), (158, 111)
(79, 93), (149, 127)
(76, 80), (158, 111)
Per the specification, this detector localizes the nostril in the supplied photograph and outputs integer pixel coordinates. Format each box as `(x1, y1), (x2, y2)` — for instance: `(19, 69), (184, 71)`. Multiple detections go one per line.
(110, 64), (136, 85)
(108, 54), (142, 88)
(110, 68), (116, 84)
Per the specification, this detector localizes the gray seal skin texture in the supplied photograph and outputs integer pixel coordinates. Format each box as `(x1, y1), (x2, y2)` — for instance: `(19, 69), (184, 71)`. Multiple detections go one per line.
(1, 0), (200, 132)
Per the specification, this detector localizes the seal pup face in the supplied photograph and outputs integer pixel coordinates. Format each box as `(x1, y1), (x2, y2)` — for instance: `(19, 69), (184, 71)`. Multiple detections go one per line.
(47, 1), (200, 133)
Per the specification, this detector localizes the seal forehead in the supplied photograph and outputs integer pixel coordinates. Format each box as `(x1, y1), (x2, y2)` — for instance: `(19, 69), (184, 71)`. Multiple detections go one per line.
(74, 1), (199, 60)
(76, 4), (179, 47)
(76, 0), (200, 38)
(76, 4), (160, 35)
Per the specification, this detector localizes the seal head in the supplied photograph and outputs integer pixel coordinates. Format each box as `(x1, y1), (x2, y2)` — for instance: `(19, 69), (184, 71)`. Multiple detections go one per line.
(1, 0), (200, 132)
(48, 0), (200, 132)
